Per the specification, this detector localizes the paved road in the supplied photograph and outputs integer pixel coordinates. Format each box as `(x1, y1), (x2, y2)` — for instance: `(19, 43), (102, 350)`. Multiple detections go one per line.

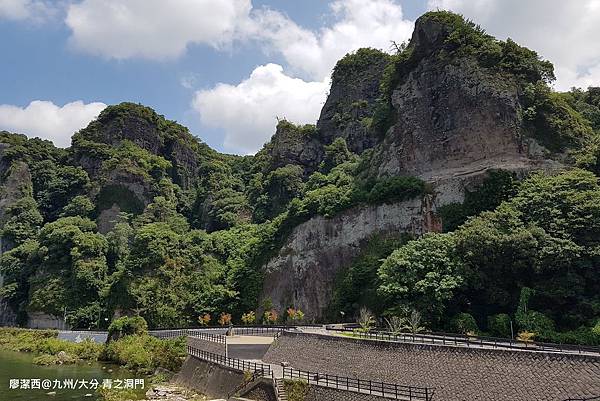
(228, 344), (272, 360)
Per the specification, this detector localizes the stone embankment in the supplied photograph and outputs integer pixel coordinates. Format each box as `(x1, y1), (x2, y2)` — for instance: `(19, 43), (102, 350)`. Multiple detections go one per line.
(263, 331), (600, 401)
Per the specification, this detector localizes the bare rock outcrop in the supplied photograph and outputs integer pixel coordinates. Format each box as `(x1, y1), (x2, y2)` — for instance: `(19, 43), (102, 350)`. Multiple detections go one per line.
(260, 194), (439, 320)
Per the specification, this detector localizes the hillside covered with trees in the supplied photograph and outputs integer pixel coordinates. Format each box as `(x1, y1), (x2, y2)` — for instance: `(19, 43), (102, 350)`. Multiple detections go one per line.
(1, 11), (599, 345)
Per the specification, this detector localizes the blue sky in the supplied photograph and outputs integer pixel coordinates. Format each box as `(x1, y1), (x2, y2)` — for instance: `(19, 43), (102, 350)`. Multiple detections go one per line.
(0, 0), (599, 154)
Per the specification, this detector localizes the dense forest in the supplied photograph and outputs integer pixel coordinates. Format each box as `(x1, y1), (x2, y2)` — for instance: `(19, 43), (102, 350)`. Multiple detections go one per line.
(1, 11), (599, 345)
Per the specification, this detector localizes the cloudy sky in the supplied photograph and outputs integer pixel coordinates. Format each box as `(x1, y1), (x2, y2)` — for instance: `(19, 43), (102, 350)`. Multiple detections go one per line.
(1, 0), (599, 154)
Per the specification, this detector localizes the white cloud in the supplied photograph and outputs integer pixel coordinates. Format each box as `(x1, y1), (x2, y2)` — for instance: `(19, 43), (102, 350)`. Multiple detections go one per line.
(193, 64), (328, 154)
(253, 0), (414, 80)
(64, 0), (414, 80)
(65, 0), (253, 60)
(0, 0), (56, 21)
(427, 0), (600, 90)
(0, 100), (106, 147)
(190, 0), (414, 153)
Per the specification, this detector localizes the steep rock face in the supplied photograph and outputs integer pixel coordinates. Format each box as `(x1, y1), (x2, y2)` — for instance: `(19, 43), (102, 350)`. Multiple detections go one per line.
(0, 160), (32, 231)
(257, 50), (390, 176)
(371, 56), (552, 180)
(317, 48), (390, 154)
(369, 15), (559, 180)
(256, 122), (324, 176)
(260, 194), (440, 320)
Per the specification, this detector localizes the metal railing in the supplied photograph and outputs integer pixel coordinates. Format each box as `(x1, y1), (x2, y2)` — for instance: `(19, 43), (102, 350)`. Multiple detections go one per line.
(325, 327), (600, 356)
(283, 367), (434, 401)
(563, 396), (600, 401)
(233, 326), (284, 336)
(187, 345), (272, 376)
(148, 329), (189, 339)
(187, 330), (227, 344)
(149, 329), (226, 344)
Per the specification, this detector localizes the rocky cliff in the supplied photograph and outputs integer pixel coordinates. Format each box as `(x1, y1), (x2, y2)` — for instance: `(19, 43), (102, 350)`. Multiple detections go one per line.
(258, 13), (564, 319)
(369, 16), (560, 180)
(260, 195), (437, 318)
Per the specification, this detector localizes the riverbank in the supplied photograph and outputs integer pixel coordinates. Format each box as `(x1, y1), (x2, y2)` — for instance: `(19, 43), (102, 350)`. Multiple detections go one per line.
(0, 327), (186, 374)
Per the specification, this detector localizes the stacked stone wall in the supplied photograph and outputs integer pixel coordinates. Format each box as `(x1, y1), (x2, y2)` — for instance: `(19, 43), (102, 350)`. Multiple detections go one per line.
(264, 332), (600, 401)
(305, 386), (389, 401)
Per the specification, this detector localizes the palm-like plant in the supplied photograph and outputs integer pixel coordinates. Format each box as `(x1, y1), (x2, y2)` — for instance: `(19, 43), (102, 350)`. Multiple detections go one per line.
(357, 307), (376, 333)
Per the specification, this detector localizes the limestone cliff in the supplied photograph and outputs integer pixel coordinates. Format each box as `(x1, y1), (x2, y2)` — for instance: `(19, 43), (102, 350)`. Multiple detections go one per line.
(260, 195), (436, 319)
(259, 14), (563, 320)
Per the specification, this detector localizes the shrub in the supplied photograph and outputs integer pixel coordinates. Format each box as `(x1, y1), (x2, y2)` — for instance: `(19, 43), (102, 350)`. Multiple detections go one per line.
(544, 326), (600, 346)
(0, 328), (102, 361)
(198, 313), (211, 326)
(487, 314), (512, 337)
(283, 379), (309, 401)
(365, 176), (425, 204)
(517, 331), (536, 342)
(241, 311), (256, 325)
(286, 308), (305, 323)
(451, 313), (479, 335)
(384, 316), (405, 335)
(103, 334), (185, 375)
(357, 307), (376, 333)
(218, 313), (232, 326)
(516, 310), (555, 337)
(593, 320), (600, 336)
(263, 309), (278, 325)
(108, 316), (148, 341)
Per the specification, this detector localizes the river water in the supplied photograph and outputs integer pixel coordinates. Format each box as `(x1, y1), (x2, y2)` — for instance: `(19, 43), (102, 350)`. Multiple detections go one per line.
(0, 349), (145, 401)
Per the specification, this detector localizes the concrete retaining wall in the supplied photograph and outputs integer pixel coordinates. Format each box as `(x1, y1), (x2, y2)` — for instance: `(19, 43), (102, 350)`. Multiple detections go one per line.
(264, 331), (600, 401)
(175, 356), (244, 398)
(27, 312), (67, 329)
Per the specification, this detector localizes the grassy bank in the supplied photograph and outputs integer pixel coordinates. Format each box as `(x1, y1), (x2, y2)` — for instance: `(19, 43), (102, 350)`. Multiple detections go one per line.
(0, 328), (185, 374)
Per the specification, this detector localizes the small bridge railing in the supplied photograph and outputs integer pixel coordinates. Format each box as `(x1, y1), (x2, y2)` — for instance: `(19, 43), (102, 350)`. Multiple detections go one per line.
(282, 367), (434, 401)
(325, 327), (600, 356)
(149, 329), (226, 343)
(187, 345), (272, 376)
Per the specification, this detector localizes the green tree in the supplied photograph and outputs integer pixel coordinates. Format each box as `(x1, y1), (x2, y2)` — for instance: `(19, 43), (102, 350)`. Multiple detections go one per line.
(378, 233), (464, 322)
(61, 195), (95, 218)
(2, 197), (43, 246)
(321, 138), (356, 173)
